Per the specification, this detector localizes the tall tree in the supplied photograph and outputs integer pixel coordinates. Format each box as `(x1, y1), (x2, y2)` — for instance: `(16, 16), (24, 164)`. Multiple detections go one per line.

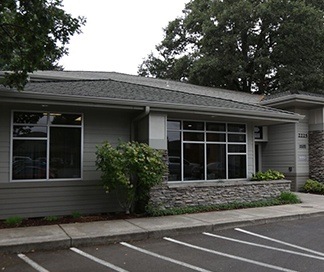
(0, 0), (85, 90)
(139, 0), (324, 94)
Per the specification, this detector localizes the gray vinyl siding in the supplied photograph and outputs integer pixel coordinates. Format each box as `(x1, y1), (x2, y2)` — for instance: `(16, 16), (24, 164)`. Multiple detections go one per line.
(0, 105), (133, 219)
(0, 104), (10, 183)
(0, 181), (123, 218)
(247, 123), (254, 178)
(82, 108), (131, 181)
(295, 109), (310, 190)
(262, 123), (296, 174)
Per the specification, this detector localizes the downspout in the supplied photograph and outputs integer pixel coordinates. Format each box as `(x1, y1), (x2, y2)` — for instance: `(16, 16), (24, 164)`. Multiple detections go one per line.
(131, 106), (150, 141)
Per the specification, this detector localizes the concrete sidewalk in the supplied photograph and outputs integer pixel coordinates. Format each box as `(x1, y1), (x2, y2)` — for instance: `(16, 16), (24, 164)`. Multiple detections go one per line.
(1, 193), (324, 254)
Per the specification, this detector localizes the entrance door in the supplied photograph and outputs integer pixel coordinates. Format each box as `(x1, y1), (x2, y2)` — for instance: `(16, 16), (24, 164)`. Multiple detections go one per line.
(255, 143), (262, 172)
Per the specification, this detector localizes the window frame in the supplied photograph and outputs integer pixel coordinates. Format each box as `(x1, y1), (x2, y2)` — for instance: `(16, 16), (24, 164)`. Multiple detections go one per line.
(167, 119), (248, 182)
(10, 110), (84, 182)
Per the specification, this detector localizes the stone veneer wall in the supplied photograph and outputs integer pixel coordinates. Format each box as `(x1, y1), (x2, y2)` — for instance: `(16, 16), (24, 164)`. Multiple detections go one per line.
(309, 131), (324, 182)
(149, 180), (291, 209)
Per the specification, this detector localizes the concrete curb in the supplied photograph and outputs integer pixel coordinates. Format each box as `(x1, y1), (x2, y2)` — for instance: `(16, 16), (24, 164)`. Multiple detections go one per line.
(1, 193), (324, 254)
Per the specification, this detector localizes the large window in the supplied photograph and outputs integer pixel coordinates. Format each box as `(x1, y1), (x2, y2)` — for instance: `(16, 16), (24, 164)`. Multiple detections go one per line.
(167, 120), (247, 182)
(12, 111), (82, 181)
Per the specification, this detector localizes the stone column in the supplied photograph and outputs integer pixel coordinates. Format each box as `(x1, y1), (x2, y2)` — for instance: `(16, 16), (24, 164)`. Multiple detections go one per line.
(309, 130), (324, 182)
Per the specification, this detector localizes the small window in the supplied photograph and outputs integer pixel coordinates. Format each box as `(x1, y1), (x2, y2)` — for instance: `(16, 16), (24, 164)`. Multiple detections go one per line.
(207, 133), (226, 142)
(183, 132), (204, 141)
(183, 121), (204, 130)
(228, 124), (246, 133)
(206, 122), (226, 131)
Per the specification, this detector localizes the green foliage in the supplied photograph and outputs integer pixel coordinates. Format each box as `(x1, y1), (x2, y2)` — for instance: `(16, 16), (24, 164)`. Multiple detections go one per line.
(251, 169), (285, 181)
(277, 192), (301, 204)
(96, 141), (167, 213)
(0, 0), (86, 90)
(146, 192), (300, 217)
(71, 211), (81, 219)
(139, 0), (324, 94)
(303, 179), (324, 194)
(5, 216), (23, 227)
(44, 215), (58, 222)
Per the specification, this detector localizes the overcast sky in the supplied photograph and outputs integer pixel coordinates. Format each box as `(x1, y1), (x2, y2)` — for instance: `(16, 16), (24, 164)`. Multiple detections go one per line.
(59, 0), (189, 75)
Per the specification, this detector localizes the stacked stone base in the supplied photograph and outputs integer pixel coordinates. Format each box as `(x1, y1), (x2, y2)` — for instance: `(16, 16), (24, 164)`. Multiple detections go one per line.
(149, 180), (291, 210)
(309, 131), (324, 182)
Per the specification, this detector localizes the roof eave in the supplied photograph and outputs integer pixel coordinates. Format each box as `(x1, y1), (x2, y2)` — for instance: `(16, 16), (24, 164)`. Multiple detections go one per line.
(0, 91), (303, 123)
(262, 94), (324, 107)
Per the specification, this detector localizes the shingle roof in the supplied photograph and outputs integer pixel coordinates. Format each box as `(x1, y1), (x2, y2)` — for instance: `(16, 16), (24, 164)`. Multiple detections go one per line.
(28, 71), (263, 104)
(15, 79), (299, 119)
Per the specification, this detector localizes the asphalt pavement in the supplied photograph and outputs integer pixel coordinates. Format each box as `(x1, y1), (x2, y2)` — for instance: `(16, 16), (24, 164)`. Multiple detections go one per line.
(1, 192), (324, 254)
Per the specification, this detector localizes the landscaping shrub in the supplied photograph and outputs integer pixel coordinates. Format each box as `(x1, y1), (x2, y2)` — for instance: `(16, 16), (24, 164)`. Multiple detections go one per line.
(277, 191), (301, 204)
(5, 216), (23, 227)
(251, 169), (285, 181)
(71, 211), (81, 219)
(44, 216), (59, 222)
(96, 141), (167, 214)
(303, 179), (324, 195)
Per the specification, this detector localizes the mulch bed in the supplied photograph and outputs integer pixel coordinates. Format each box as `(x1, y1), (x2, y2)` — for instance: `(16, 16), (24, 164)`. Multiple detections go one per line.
(0, 213), (143, 229)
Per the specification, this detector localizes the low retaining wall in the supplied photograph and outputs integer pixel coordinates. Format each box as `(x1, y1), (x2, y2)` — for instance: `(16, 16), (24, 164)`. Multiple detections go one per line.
(149, 180), (291, 209)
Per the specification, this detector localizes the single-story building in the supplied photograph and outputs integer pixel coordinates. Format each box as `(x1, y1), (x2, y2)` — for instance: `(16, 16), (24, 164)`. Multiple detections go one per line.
(1, 71), (321, 219)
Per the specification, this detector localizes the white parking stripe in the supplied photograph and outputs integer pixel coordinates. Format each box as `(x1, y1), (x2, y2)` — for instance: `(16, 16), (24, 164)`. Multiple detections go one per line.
(164, 237), (298, 272)
(235, 228), (324, 257)
(70, 247), (129, 272)
(17, 254), (50, 272)
(120, 242), (212, 272)
(203, 232), (324, 261)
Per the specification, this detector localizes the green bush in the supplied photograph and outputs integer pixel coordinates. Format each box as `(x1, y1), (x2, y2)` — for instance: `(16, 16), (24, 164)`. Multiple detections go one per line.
(71, 211), (81, 219)
(251, 169), (285, 181)
(277, 191), (301, 204)
(303, 179), (324, 194)
(5, 216), (23, 227)
(96, 141), (167, 213)
(44, 216), (58, 222)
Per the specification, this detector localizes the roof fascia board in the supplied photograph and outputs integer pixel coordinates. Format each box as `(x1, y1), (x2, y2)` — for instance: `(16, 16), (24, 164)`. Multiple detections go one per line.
(151, 107), (301, 123)
(262, 94), (324, 107)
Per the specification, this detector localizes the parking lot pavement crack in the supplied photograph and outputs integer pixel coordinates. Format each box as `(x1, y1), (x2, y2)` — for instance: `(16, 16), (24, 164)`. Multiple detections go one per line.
(123, 219), (150, 231)
(58, 224), (73, 247)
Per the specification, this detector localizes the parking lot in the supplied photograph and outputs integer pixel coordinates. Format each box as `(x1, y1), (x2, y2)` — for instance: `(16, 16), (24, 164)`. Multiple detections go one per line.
(1, 216), (324, 272)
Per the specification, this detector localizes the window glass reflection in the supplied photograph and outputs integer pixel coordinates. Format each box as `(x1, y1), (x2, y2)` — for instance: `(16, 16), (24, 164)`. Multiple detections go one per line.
(168, 131), (181, 181)
(228, 134), (246, 142)
(207, 144), (226, 180)
(167, 121), (181, 130)
(228, 144), (246, 153)
(206, 123), (226, 131)
(184, 143), (204, 180)
(183, 121), (204, 130)
(167, 120), (247, 182)
(12, 140), (47, 180)
(13, 126), (47, 138)
(50, 113), (82, 125)
(228, 155), (247, 179)
(228, 124), (246, 132)
(207, 133), (226, 142)
(50, 127), (81, 179)
(13, 112), (47, 125)
(183, 132), (204, 141)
